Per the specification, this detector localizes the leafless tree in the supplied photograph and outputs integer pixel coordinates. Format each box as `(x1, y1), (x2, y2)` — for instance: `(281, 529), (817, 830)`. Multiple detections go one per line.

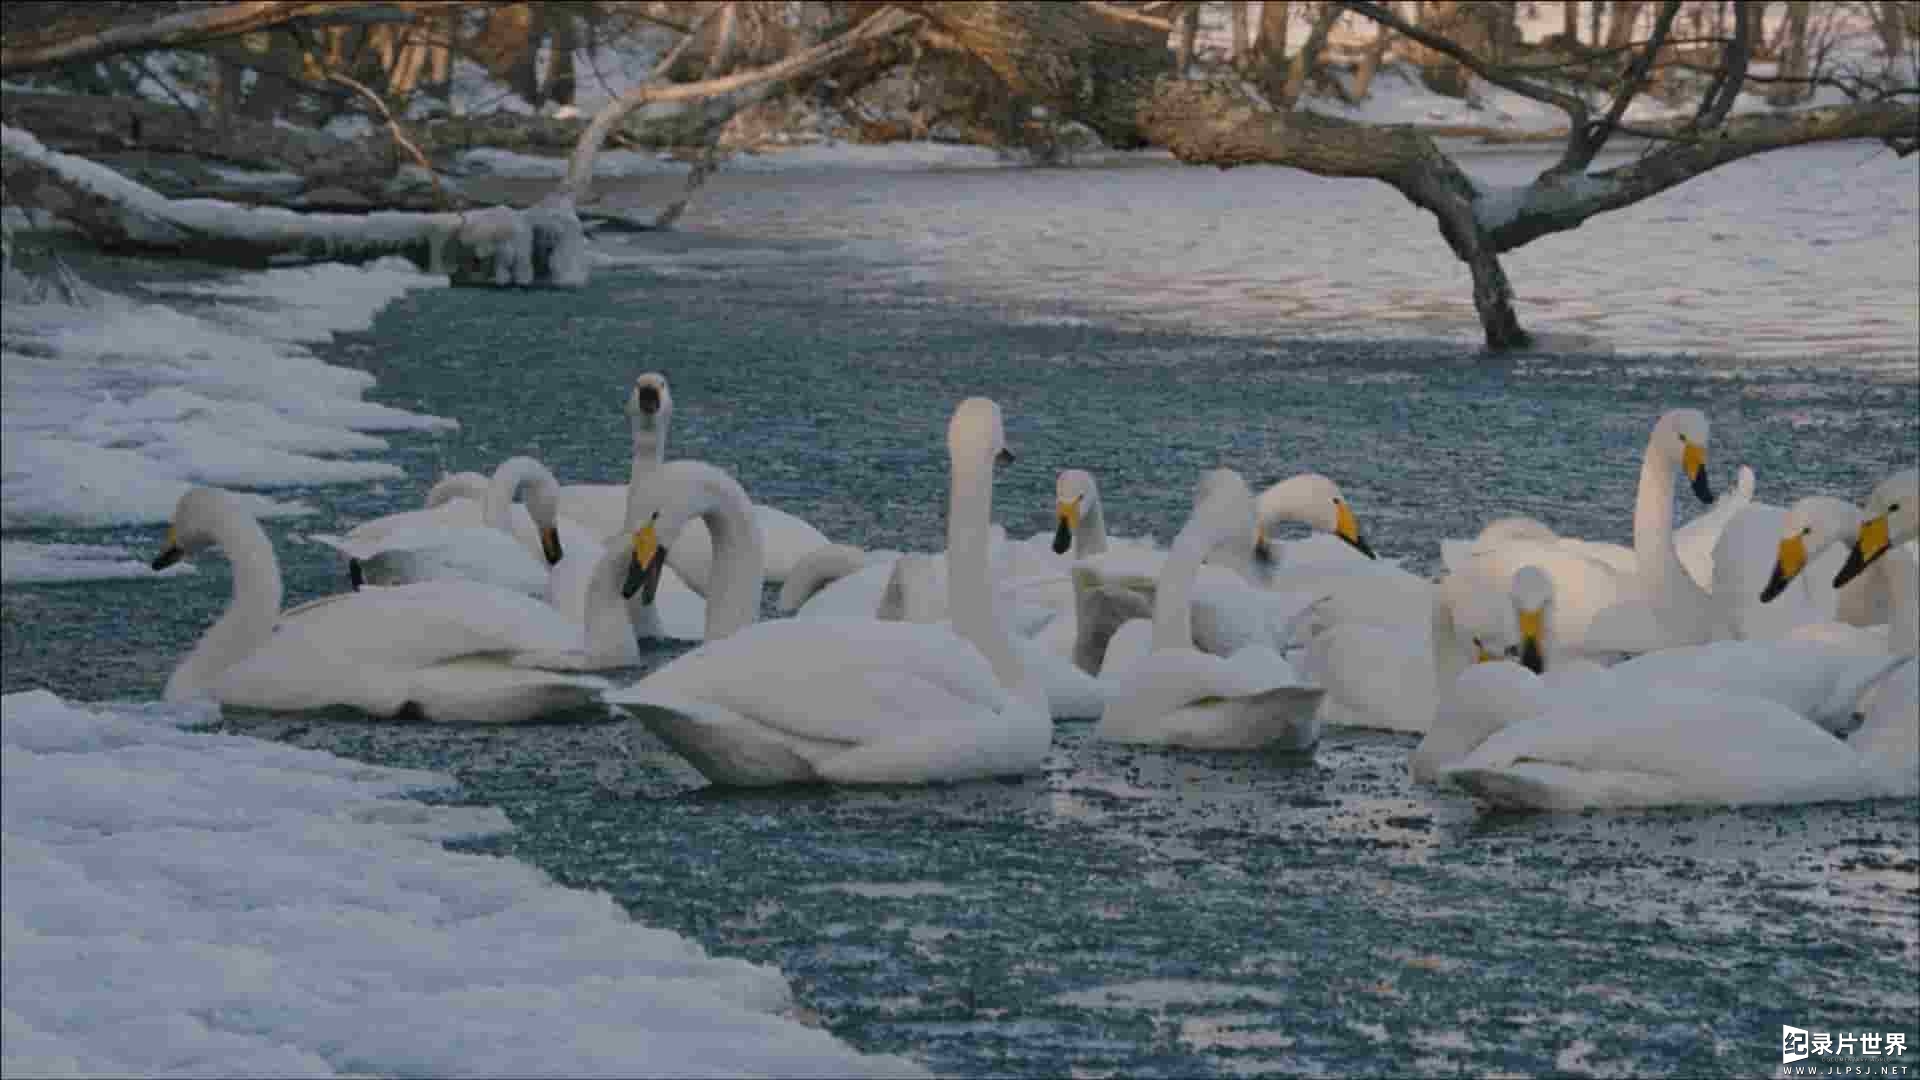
(4, 0), (1917, 343)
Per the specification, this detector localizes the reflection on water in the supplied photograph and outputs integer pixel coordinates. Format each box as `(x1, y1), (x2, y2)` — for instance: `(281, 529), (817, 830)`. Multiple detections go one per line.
(660, 143), (1919, 364)
(5, 143), (1918, 1078)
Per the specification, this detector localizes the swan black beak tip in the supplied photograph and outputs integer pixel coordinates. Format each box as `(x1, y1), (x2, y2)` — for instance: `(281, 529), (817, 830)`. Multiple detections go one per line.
(1832, 544), (1876, 590)
(1759, 564), (1792, 604)
(1051, 519), (1072, 555)
(1690, 469), (1715, 505)
(1349, 534), (1377, 560)
(623, 546), (669, 603)
(348, 558), (365, 591)
(151, 546), (183, 572)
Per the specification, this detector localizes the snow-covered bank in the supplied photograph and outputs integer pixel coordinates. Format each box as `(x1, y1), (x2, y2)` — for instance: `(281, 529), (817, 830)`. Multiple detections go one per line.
(0, 690), (926, 1079)
(2, 256), (453, 572)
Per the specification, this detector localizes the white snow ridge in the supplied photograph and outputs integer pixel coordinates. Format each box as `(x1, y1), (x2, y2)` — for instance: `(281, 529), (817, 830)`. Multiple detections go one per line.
(1, 690), (926, 1079)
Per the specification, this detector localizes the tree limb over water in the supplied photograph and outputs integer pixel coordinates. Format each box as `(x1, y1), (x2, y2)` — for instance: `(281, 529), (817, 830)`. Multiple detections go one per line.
(3, 1), (1917, 340)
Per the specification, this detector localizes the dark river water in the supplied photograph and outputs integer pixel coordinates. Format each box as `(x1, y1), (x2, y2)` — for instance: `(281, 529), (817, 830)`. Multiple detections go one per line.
(4, 146), (1917, 1076)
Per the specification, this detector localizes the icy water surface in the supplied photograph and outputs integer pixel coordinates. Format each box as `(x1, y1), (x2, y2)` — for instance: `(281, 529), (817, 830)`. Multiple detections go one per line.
(5, 146), (1918, 1076)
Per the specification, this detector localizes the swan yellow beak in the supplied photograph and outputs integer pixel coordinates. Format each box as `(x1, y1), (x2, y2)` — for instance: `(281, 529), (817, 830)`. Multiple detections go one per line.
(150, 526), (184, 571)
(1334, 502), (1376, 559)
(1760, 533), (1807, 602)
(1833, 513), (1891, 589)
(1053, 497), (1081, 555)
(1682, 442), (1713, 503)
(623, 522), (666, 602)
(539, 525), (564, 566)
(1516, 607), (1545, 675)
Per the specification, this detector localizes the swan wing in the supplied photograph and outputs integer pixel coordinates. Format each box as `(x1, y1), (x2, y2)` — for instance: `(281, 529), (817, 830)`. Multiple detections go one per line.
(1446, 684), (1874, 809)
(609, 618), (1009, 746)
(753, 504), (830, 583)
(277, 581), (581, 668)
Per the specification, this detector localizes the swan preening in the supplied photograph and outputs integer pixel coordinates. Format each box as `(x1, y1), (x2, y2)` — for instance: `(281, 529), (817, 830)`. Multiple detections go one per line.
(149, 389), (1916, 812)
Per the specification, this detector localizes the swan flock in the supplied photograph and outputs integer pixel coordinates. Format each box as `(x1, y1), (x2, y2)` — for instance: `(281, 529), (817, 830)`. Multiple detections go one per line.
(148, 376), (1918, 810)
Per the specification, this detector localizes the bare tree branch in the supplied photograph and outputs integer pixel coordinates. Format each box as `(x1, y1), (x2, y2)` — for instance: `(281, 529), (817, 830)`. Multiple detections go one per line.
(563, 6), (924, 203)
(1086, 2), (1177, 33)
(1689, 1), (1754, 132)
(1568, 0), (1684, 169)
(1336, 0), (1589, 119)
(0, 1), (422, 75)
(326, 71), (456, 210)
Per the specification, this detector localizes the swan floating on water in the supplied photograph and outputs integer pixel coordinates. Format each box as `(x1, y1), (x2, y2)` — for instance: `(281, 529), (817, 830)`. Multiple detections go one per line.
(1096, 468), (1325, 751)
(152, 487), (645, 723)
(603, 398), (1052, 787)
(1442, 408), (1720, 661)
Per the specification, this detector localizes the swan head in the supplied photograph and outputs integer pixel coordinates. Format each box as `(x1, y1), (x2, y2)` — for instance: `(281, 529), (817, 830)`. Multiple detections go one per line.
(1053, 469), (1099, 555)
(1761, 495), (1862, 602)
(151, 487), (234, 570)
(1652, 408), (1714, 504)
(1509, 565), (1553, 675)
(1254, 473), (1375, 563)
(1834, 467), (1920, 589)
(619, 459), (756, 603)
(625, 372), (672, 425)
(950, 397), (1014, 470)
(487, 456), (566, 565)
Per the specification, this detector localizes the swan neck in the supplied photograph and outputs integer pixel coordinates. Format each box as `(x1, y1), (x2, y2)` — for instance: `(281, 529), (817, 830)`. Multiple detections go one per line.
(583, 543), (641, 664)
(948, 456), (1022, 691)
(1151, 522), (1212, 652)
(699, 477), (766, 641)
(1077, 498), (1110, 559)
(168, 508), (282, 701)
(1430, 589), (1470, 691)
(483, 458), (542, 532)
(630, 413), (668, 470)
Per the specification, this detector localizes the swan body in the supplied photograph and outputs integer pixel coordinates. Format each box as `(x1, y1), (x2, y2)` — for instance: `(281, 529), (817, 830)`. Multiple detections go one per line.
(1672, 464), (1760, 589)
(605, 400), (1052, 786)
(153, 488), (640, 724)
(312, 457), (578, 595)
(1431, 558), (1916, 810)
(1097, 469), (1324, 751)
(1442, 680), (1916, 811)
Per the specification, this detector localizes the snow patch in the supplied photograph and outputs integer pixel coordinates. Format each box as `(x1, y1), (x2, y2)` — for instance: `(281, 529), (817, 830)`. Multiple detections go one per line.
(0, 689), (926, 1078)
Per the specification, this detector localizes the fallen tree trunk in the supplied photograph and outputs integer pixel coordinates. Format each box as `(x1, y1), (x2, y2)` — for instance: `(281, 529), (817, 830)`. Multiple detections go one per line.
(2, 124), (585, 286)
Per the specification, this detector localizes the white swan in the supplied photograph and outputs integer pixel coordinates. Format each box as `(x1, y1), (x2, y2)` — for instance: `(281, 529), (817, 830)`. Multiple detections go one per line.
(1441, 673), (1917, 810)
(1764, 469), (1920, 655)
(1412, 563), (1909, 796)
(316, 456), (583, 595)
(1028, 469), (1341, 670)
(562, 372), (830, 589)
(1442, 408), (1719, 659)
(1096, 469), (1325, 751)
(1431, 573), (1915, 811)
(152, 487), (646, 724)
(603, 398), (1052, 787)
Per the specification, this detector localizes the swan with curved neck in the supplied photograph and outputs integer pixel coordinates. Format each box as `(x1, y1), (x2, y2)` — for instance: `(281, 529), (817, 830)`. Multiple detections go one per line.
(152, 487), (640, 722)
(1443, 408), (1718, 659)
(333, 456), (572, 594)
(1096, 468), (1324, 751)
(1764, 469), (1920, 653)
(604, 398), (1050, 787)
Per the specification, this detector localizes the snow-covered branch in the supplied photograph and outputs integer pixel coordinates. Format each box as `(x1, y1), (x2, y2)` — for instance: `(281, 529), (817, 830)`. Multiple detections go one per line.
(2, 124), (584, 287)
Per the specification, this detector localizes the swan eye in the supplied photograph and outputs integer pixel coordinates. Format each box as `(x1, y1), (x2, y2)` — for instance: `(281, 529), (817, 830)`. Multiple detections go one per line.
(1801, 526), (1812, 536)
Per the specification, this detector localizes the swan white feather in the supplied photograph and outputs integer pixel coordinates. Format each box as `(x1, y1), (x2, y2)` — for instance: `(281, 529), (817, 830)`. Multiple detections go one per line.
(1096, 468), (1324, 751)
(153, 487), (641, 724)
(604, 399), (1051, 786)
